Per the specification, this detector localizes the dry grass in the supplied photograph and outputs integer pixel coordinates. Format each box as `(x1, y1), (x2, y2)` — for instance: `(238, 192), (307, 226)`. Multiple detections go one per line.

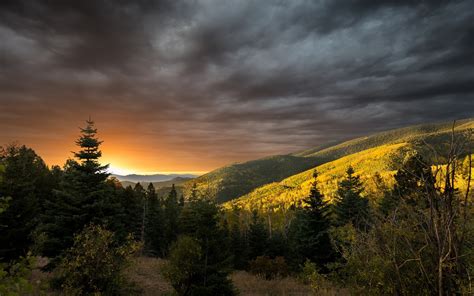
(126, 257), (173, 295)
(127, 257), (349, 295)
(31, 256), (345, 295)
(231, 271), (313, 296)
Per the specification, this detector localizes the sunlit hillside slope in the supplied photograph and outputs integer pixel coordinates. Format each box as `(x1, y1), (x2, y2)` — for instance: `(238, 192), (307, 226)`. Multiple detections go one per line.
(187, 119), (473, 203)
(225, 143), (408, 211)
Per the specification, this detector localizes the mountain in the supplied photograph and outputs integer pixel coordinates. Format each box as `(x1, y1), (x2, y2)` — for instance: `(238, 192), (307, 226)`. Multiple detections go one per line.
(117, 177), (193, 200)
(112, 173), (198, 183)
(120, 177), (193, 189)
(187, 118), (473, 203)
(226, 121), (474, 211)
(225, 142), (407, 211)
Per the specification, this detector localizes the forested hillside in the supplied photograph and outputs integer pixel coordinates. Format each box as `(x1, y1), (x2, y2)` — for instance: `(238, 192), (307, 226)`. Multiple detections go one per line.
(189, 118), (474, 203)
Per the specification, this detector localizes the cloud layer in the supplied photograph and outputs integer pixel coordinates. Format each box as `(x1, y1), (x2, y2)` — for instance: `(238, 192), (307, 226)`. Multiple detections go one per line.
(1, 0), (473, 172)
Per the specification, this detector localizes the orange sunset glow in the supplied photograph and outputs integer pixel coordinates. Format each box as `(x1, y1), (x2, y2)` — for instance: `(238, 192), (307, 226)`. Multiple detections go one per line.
(2, 119), (234, 175)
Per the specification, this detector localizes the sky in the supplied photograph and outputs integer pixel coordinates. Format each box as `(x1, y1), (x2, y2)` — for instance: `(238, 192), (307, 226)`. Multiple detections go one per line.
(0, 0), (473, 174)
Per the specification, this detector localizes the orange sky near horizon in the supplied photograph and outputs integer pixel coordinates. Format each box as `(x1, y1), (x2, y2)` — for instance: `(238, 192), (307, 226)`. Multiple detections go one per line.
(4, 128), (222, 175)
(0, 119), (238, 175)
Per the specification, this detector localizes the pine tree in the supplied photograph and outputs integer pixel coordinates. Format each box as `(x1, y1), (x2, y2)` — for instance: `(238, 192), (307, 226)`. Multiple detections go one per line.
(265, 230), (289, 259)
(247, 211), (268, 260)
(190, 183), (199, 201)
(162, 184), (180, 255)
(40, 119), (115, 259)
(290, 171), (335, 268)
(134, 183), (147, 243)
(229, 221), (248, 269)
(178, 198), (236, 295)
(119, 185), (142, 241)
(380, 154), (436, 214)
(145, 183), (165, 256)
(333, 166), (370, 230)
(0, 145), (53, 261)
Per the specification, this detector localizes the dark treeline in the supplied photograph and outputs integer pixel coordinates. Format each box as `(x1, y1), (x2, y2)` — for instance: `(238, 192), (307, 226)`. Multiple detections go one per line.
(0, 120), (472, 295)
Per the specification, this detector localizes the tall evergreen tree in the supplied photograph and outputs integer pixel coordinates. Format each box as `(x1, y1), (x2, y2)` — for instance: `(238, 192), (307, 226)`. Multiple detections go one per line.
(162, 184), (180, 255)
(134, 183), (147, 243)
(379, 154), (436, 214)
(0, 145), (53, 261)
(333, 166), (370, 230)
(247, 211), (268, 260)
(145, 183), (165, 256)
(290, 171), (335, 268)
(40, 119), (115, 259)
(229, 221), (248, 269)
(119, 185), (141, 241)
(178, 198), (235, 295)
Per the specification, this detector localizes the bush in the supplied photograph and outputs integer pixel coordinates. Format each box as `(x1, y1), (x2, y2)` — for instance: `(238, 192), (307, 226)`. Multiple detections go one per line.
(0, 254), (36, 296)
(52, 224), (140, 295)
(163, 235), (236, 296)
(299, 260), (336, 295)
(249, 256), (289, 280)
(162, 236), (202, 295)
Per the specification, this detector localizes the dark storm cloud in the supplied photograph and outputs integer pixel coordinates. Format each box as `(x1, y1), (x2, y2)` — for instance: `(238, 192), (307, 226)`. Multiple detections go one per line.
(0, 0), (473, 166)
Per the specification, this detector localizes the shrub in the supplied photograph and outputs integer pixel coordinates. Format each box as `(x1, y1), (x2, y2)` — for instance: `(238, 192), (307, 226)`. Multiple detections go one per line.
(249, 256), (289, 280)
(52, 224), (140, 295)
(162, 236), (202, 296)
(163, 235), (236, 295)
(0, 254), (36, 296)
(299, 260), (336, 295)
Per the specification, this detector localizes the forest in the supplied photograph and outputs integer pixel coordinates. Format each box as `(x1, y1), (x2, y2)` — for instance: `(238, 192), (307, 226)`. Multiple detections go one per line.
(0, 119), (473, 295)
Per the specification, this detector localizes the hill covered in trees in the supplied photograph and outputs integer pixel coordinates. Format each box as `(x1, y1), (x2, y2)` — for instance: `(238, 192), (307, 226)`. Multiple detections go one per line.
(188, 118), (474, 203)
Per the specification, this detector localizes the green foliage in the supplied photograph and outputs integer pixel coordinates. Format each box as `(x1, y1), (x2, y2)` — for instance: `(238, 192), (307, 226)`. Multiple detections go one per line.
(247, 211), (269, 260)
(289, 171), (335, 269)
(162, 184), (182, 256)
(175, 198), (236, 295)
(0, 196), (11, 215)
(333, 166), (370, 230)
(188, 155), (319, 203)
(249, 256), (289, 280)
(0, 144), (53, 261)
(0, 254), (37, 296)
(337, 136), (474, 295)
(299, 260), (335, 295)
(228, 221), (248, 270)
(265, 231), (290, 260)
(53, 224), (140, 296)
(134, 183), (147, 242)
(339, 210), (435, 295)
(144, 182), (165, 256)
(73, 119), (108, 174)
(379, 153), (435, 214)
(118, 185), (142, 242)
(162, 236), (203, 296)
(39, 120), (121, 260)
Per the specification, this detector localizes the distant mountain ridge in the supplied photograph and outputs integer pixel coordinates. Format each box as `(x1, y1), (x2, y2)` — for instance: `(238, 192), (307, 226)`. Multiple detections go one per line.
(119, 177), (193, 188)
(112, 173), (198, 183)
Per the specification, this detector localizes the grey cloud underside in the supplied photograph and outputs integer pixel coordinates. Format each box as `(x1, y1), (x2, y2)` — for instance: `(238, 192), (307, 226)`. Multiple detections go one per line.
(0, 0), (473, 158)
